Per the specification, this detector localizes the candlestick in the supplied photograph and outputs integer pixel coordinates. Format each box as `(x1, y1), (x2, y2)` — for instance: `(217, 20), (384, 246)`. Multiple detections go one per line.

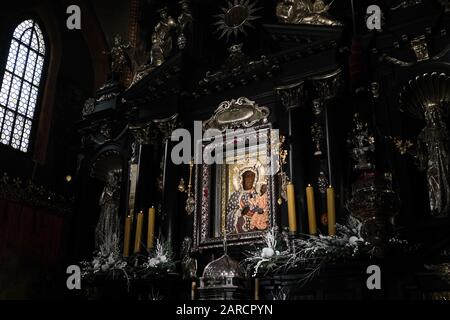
(123, 215), (132, 257)
(327, 186), (336, 236)
(306, 184), (318, 235)
(134, 211), (144, 254)
(254, 278), (260, 301)
(147, 207), (156, 250)
(191, 281), (197, 300)
(287, 182), (297, 233)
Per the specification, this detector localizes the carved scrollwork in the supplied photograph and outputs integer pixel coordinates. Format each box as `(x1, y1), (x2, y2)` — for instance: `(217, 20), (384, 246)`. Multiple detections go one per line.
(129, 122), (155, 146)
(311, 68), (342, 100)
(276, 0), (342, 26)
(203, 97), (270, 131)
(82, 98), (96, 118)
(275, 81), (305, 110)
(411, 36), (430, 62)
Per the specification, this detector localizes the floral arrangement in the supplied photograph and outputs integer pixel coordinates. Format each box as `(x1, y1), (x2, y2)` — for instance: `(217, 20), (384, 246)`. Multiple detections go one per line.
(81, 237), (175, 289)
(139, 238), (176, 278)
(80, 235), (130, 284)
(242, 216), (413, 285)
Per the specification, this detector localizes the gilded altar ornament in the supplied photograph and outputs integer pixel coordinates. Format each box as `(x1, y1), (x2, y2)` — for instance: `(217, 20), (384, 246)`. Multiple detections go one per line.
(311, 122), (323, 156)
(371, 82), (380, 99)
(213, 0), (261, 42)
(178, 161), (195, 215)
(82, 98), (95, 118)
(203, 97), (270, 131)
(348, 115), (400, 255)
(348, 113), (376, 172)
(279, 153), (289, 204)
(199, 44), (273, 90)
(109, 35), (132, 77)
(177, 0), (193, 50)
(276, 0), (342, 26)
(151, 7), (177, 67)
(399, 73), (450, 216)
(411, 36), (429, 62)
(317, 171), (328, 194)
(132, 7), (177, 85)
(178, 178), (186, 193)
(276, 135), (289, 205)
(312, 99), (323, 116)
(199, 232), (246, 299)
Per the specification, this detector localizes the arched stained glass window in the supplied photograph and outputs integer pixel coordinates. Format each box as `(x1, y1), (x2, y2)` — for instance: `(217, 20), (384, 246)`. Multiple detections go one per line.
(0, 19), (46, 153)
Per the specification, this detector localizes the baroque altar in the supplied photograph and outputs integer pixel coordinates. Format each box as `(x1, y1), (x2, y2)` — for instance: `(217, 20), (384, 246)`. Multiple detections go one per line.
(73, 0), (450, 300)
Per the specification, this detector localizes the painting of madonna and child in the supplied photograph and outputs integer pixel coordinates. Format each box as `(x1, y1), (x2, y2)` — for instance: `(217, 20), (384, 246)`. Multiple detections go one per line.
(220, 156), (272, 235)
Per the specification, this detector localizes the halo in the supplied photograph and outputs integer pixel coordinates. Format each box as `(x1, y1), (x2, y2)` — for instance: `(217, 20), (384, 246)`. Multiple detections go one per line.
(232, 161), (265, 192)
(213, 0), (261, 42)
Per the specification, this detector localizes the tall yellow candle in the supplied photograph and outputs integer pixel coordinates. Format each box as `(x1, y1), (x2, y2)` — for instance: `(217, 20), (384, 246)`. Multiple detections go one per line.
(254, 278), (260, 301)
(191, 281), (197, 300)
(134, 211), (144, 254)
(306, 184), (318, 235)
(327, 186), (336, 236)
(147, 207), (156, 250)
(287, 182), (297, 233)
(123, 215), (132, 257)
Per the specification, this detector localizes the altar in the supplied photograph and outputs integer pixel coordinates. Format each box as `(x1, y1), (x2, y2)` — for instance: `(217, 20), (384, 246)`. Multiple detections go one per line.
(74, 0), (450, 300)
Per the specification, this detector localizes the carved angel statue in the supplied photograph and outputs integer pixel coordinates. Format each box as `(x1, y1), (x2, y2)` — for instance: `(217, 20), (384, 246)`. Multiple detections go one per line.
(131, 2), (192, 86)
(177, 0), (193, 50)
(132, 7), (177, 85)
(181, 237), (197, 280)
(151, 7), (177, 67)
(95, 171), (122, 254)
(276, 0), (342, 26)
(108, 35), (132, 80)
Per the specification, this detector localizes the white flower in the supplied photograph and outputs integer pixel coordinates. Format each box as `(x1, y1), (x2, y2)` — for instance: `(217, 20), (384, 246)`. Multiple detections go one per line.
(261, 247), (275, 258)
(101, 264), (109, 272)
(148, 258), (159, 268)
(108, 255), (115, 265)
(159, 255), (168, 263)
(349, 236), (359, 246)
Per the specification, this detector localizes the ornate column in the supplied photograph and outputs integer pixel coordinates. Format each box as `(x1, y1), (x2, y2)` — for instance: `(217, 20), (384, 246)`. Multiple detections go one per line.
(311, 69), (342, 188)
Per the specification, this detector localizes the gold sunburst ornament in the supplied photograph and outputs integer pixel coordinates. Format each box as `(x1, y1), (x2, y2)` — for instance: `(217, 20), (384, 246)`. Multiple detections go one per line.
(214, 0), (261, 42)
